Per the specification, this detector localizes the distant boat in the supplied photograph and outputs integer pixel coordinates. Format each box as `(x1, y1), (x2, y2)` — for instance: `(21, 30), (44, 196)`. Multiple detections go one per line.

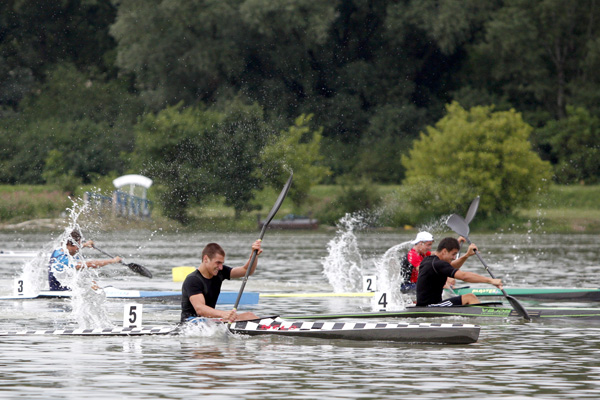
(258, 213), (318, 230)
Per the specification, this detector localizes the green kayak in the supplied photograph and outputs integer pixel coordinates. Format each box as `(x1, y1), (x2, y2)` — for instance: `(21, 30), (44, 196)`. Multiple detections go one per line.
(446, 287), (600, 301)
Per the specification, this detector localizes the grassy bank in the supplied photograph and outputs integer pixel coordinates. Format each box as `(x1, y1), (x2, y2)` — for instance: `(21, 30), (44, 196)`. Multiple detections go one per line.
(1, 183), (600, 233)
(517, 185), (600, 233)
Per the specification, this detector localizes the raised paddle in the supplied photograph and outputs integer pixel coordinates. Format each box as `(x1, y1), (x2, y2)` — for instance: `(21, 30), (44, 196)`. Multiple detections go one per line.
(232, 172), (293, 312)
(465, 196), (480, 224)
(92, 246), (153, 279)
(446, 213), (531, 320)
(456, 196), (480, 256)
(451, 196), (481, 292)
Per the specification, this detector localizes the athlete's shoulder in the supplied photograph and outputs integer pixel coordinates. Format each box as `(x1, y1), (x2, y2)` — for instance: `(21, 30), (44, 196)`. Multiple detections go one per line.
(183, 269), (201, 282)
(50, 248), (64, 258)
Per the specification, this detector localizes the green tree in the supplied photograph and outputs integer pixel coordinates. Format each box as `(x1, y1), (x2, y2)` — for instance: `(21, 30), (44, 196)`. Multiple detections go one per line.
(401, 102), (552, 217)
(534, 106), (600, 184)
(132, 101), (273, 222)
(0, 63), (142, 184)
(468, 0), (600, 120)
(259, 114), (331, 207)
(354, 103), (428, 183)
(212, 100), (273, 218)
(0, 116), (45, 184)
(0, 0), (118, 107)
(132, 104), (222, 223)
(110, 0), (471, 181)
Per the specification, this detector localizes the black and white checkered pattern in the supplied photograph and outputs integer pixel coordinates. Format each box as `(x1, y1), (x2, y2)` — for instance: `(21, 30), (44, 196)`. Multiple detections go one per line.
(231, 317), (477, 332)
(0, 326), (178, 336)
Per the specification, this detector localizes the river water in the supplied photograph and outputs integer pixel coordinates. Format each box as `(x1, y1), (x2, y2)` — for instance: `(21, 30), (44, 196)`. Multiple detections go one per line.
(1, 223), (600, 399)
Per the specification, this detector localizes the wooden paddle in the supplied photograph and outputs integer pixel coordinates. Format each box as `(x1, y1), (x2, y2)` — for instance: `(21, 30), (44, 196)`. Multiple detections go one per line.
(446, 213), (531, 320)
(92, 246), (153, 278)
(232, 172), (293, 311)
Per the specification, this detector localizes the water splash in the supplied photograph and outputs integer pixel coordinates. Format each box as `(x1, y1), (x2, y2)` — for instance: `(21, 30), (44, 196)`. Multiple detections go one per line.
(179, 319), (229, 337)
(16, 196), (112, 329)
(372, 241), (413, 310)
(322, 213), (367, 292)
(16, 247), (53, 296)
(321, 213), (413, 310)
(322, 209), (458, 310)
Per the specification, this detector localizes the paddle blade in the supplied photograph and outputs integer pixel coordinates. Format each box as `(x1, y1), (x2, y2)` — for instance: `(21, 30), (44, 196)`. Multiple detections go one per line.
(127, 263), (153, 278)
(465, 196), (480, 224)
(261, 172), (293, 231)
(446, 214), (470, 237)
(506, 295), (531, 320)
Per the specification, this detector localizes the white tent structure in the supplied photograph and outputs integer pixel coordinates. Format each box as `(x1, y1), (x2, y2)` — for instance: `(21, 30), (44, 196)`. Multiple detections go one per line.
(84, 174), (154, 219)
(112, 174), (153, 199)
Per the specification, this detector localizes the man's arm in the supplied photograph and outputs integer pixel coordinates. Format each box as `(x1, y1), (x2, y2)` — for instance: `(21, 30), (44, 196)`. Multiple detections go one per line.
(454, 270), (502, 289)
(189, 293), (236, 320)
(78, 257), (122, 269)
(451, 243), (477, 269)
(230, 240), (263, 279)
(77, 241), (122, 269)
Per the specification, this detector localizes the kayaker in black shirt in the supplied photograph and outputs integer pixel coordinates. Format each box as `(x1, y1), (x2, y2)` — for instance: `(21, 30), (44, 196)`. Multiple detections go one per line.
(416, 237), (503, 307)
(181, 241), (262, 323)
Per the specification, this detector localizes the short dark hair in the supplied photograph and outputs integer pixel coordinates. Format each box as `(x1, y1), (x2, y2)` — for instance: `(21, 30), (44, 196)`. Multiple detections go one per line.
(202, 243), (225, 260)
(67, 230), (82, 246)
(437, 237), (460, 252)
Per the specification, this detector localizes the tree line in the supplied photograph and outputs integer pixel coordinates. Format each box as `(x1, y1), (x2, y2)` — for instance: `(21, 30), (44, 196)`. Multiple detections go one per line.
(1, 0), (599, 224)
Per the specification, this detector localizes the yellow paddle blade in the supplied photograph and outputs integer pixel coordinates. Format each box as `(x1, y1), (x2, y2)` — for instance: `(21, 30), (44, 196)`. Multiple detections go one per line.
(172, 266), (196, 282)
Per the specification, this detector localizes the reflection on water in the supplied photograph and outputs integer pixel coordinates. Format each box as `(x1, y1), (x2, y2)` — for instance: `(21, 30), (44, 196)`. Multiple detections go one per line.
(2, 230), (600, 398)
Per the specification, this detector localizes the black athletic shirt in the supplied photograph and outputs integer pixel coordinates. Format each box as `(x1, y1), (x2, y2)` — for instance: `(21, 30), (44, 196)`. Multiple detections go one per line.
(415, 255), (458, 306)
(180, 266), (232, 322)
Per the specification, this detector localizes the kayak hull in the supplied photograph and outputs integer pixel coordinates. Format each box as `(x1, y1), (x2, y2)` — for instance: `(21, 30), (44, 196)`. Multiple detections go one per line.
(448, 287), (600, 301)
(229, 318), (480, 344)
(285, 305), (600, 321)
(0, 317), (480, 344)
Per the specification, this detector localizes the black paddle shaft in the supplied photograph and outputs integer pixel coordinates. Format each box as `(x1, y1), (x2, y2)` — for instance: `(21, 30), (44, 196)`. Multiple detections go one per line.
(92, 246), (153, 278)
(446, 213), (531, 321)
(232, 172), (293, 310)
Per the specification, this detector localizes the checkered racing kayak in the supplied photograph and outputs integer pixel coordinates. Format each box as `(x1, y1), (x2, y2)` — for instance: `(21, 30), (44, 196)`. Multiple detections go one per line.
(229, 317), (480, 344)
(0, 318), (480, 343)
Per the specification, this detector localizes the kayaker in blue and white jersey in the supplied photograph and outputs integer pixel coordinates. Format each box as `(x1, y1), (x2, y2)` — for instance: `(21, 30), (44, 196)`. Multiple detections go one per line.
(181, 241), (261, 323)
(416, 237), (503, 307)
(48, 230), (122, 291)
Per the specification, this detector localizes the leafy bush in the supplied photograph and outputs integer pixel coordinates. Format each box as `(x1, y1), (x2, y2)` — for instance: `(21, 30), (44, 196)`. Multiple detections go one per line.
(401, 102), (552, 218)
